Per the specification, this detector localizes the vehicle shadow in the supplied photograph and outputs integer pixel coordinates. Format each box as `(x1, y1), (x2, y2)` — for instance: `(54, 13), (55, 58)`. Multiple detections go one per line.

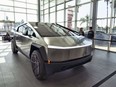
(40, 65), (89, 87)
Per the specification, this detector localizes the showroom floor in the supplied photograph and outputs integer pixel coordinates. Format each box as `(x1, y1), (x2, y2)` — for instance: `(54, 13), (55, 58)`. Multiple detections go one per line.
(0, 41), (116, 87)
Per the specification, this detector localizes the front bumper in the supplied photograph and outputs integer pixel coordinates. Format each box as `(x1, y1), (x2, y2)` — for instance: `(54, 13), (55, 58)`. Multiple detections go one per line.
(45, 54), (92, 75)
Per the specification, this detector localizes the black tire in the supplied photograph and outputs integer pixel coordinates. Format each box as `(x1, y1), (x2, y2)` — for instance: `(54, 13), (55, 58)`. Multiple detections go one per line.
(11, 40), (18, 54)
(31, 50), (46, 80)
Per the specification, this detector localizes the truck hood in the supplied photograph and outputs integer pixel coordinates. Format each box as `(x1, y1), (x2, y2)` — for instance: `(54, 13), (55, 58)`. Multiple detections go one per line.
(43, 36), (92, 48)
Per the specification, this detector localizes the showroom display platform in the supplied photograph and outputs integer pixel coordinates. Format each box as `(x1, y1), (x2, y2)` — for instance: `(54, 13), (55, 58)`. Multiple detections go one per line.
(0, 43), (116, 87)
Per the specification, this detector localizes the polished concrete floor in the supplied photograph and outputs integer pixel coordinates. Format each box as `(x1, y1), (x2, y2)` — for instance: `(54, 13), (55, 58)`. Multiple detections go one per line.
(0, 42), (116, 87)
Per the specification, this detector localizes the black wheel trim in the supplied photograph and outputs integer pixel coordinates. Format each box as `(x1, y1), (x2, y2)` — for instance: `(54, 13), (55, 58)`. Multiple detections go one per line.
(11, 41), (18, 53)
(11, 41), (15, 52)
(31, 50), (47, 80)
(31, 53), (40, 77)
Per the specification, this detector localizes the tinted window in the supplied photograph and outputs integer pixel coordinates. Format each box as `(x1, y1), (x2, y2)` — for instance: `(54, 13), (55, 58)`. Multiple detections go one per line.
(34, 23), (73, 37)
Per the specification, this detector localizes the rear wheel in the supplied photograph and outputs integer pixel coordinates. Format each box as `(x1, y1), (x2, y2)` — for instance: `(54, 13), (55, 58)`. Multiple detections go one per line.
(11, 40), (18, 54)
(31, 50), (46, 80)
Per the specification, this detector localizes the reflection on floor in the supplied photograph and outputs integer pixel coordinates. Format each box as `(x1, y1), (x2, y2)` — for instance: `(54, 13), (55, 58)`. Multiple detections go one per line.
(0, 40), (11, 64)
(95, 45), (116, 52)
(0, 41), (116, 87)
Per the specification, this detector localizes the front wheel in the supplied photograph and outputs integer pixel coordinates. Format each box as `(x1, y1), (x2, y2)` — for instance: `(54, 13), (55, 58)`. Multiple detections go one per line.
(31, 50), (47, 80)
(11, 40), (18, 54)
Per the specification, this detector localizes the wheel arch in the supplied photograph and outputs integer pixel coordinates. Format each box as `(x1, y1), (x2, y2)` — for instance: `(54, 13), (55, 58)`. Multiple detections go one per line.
(29, 43), (48, 61)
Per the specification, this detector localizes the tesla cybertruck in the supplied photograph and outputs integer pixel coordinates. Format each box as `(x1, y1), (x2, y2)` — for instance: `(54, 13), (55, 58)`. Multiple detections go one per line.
(11, 22), (93, 80)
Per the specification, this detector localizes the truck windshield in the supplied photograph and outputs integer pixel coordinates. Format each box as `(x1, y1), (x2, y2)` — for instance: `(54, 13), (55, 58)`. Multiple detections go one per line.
(34, 23), (76, 37)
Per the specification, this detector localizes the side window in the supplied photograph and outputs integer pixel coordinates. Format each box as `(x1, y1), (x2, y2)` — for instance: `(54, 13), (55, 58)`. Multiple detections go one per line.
(18, 25), (28, 36)
(16, 24), (36, 37)
(22, 27), (28, 35)
(18, 26), (25, 34)
(27, 28), (36, 37)
(22, 25), (36, 37)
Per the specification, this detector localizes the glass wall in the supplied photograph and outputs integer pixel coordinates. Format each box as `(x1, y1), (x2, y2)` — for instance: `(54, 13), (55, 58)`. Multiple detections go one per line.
(95, 0), (116, 52)
(40, 0), (92, 31)
(0, 0), (38, 31)
(109, 0), (116, 52)
(77, 2), (91, 31)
